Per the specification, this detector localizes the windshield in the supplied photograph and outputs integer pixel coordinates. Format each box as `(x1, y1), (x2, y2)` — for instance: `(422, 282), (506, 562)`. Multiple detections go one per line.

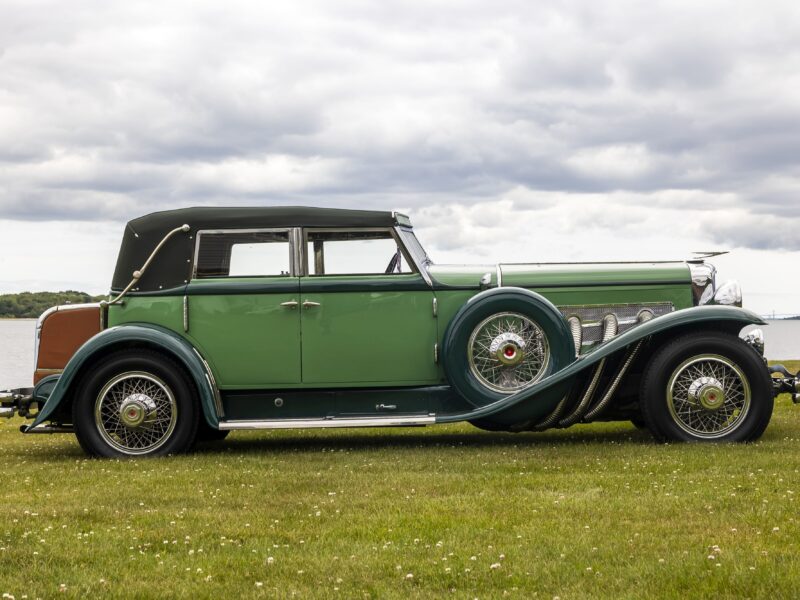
(397, 227), (432, 269)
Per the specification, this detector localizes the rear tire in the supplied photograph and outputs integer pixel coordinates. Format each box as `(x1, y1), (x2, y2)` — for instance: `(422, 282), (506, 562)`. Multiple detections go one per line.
(73, 350), (199, 457)
(640, 331), (773, 443)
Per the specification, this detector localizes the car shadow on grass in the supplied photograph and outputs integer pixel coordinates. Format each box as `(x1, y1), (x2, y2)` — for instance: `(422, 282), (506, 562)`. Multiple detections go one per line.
(196, 423), (655, 455)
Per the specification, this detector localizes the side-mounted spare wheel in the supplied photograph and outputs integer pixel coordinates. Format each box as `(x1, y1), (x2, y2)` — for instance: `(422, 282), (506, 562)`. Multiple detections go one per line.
(442, 288), (575, 429)
(640, 331), (773, 442)
(73, 350), (199, 457)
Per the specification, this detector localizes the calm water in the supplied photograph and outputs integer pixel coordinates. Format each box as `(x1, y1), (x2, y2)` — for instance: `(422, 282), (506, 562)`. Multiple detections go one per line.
(1, 318), (799, 390)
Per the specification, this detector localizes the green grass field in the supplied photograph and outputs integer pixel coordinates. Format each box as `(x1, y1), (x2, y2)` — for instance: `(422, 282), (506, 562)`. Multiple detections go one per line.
(1, 363), (799, 599)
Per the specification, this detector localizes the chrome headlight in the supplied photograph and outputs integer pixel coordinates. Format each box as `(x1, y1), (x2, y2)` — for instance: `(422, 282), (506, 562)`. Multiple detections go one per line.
(742, 328), (764, 356)
(688, 262), (716, 305)
(712, 280), (742, 307)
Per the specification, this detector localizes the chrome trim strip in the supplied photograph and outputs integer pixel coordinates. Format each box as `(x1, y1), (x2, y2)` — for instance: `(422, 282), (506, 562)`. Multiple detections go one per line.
(395, 227), (433, 287)
(22, 424), (74, 434)
(291, 227), (303, 276)
(35, 368), (64, 376)
(558, 301), (675, 310)
(108, 224), (190, 305)
(192, 348), (224, 417)
(218, 415), (436, 430)
(192, 227), (296, 279)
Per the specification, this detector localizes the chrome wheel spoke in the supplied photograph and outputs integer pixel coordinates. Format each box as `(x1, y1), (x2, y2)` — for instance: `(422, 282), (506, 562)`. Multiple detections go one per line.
(467, 312), (549, 393)
(94, 372), (178, 455)
(666, 355), (751, 439)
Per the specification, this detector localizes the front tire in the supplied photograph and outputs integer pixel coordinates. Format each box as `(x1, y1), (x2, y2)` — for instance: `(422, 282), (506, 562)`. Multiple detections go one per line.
(640, 331), (773, 443)
(73, 350), (199, 457)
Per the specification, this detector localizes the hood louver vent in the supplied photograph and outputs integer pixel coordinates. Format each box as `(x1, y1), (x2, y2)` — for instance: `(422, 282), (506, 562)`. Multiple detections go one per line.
(559, 303), (673, 353)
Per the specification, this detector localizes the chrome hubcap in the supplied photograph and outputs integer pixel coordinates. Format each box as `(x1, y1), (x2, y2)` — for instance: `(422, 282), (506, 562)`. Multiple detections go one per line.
(688, 377), (726, 411)
(119, 394), (158, 428)
(94, 372), (178, 455)
(490, 332), (526, 366)
(468, 312), (549, 393)
(667, 355), (750, 439)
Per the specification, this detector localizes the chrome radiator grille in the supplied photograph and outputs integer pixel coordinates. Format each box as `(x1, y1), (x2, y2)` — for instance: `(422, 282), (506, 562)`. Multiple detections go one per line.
(558, 302), (674, 350)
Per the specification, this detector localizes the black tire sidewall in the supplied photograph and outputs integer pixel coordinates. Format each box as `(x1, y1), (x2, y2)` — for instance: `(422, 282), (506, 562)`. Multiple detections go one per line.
(641, 332), (773, 443)
(73, 351), (199, 457)
(195, 422), (230, 443)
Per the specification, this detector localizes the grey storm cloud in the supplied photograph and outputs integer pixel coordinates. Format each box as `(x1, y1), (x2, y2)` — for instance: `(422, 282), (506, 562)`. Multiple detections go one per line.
(1, 0), (800, 250)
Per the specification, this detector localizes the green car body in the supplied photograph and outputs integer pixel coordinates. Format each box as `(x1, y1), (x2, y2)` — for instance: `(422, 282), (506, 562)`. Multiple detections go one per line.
(11, 206), (778, 456)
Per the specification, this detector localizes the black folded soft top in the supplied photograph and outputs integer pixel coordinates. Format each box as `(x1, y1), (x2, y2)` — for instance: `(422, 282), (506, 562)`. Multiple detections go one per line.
(111, 206), (399, 292)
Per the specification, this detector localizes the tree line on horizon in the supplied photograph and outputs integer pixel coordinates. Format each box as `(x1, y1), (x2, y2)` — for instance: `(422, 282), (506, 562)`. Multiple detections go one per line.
(0, 291), (107, 318)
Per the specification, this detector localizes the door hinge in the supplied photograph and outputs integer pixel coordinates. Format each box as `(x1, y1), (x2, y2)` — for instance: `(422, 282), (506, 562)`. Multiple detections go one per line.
(183, 295), (189, 332)
(434, 343), (439, 364)
(432, 297), (438, 317)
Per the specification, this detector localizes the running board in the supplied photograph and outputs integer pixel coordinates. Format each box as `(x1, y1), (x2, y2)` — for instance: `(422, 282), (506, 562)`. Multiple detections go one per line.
(218, 415), (436, 430)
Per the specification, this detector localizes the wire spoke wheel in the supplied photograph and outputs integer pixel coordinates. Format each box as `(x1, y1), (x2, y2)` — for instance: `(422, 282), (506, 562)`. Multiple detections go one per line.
(666, 354), (751, 439)
(93, 371), (178, 455)
(467, 312), (549, 393)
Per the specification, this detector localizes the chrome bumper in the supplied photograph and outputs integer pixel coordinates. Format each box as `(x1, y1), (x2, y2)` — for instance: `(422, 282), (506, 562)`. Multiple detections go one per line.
(0, 388), (36, 419)
(770, 365), (800, 403)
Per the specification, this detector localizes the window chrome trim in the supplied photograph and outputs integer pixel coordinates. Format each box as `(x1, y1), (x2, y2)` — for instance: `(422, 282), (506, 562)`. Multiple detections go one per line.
(191, 227), (298, 280)
(395, 227), (433, 286)
(192, 347), (224, 418)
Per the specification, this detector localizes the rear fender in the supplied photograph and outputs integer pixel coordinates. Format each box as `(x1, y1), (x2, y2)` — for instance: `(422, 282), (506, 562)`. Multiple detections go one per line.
(437, 304), (766, 423)
(29, 324), (222, 429)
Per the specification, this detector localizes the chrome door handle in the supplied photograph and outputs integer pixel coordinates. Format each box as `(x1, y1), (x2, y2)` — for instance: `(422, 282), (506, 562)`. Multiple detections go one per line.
(302, 300), (321, 309)
(280, 301), (299, 309)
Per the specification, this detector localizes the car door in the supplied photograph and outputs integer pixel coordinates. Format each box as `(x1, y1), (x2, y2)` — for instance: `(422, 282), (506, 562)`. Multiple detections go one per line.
(299, 228), (440, 396)
(185, 228), (302, 389)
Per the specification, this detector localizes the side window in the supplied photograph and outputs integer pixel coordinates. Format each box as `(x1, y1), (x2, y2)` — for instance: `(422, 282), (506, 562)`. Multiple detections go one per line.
(306, 230), (413, 276)
(195, 231), (292, 278)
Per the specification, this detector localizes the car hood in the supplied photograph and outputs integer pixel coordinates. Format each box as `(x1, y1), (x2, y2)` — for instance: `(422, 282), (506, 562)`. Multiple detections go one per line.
(428, 262), (692, 289)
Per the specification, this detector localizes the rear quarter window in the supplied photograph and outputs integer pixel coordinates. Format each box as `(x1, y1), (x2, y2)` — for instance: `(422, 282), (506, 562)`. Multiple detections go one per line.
(195, 231), (292, 278)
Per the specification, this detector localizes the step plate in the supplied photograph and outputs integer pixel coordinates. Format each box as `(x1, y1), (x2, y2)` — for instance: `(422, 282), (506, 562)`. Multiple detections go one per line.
(218, 415), (436, 430)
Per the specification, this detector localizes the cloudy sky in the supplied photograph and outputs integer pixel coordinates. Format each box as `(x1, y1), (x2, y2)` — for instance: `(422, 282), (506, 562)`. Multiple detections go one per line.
(1, 0), (799, 314)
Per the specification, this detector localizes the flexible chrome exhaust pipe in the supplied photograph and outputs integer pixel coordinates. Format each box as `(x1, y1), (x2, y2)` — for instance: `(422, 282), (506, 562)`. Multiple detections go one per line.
(567, 315), (582, 357)
(558, 314), (618, 427)
(582, 310), (653, 422)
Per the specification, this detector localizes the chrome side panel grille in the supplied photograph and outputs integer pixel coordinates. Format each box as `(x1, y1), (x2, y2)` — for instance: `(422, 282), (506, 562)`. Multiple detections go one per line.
(558, 303), (673, 351)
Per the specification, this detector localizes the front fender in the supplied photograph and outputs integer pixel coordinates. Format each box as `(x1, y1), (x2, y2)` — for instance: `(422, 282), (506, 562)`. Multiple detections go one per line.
(30, 324), (221, 429)
(438, 304), (766, 423)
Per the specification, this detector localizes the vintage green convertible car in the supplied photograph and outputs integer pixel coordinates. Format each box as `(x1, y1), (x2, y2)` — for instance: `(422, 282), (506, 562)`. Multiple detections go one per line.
(2, 206), (798, 456)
